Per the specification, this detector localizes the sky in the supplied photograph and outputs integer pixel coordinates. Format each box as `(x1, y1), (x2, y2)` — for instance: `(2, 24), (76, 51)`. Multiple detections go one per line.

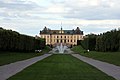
(0, 0), (120, 36)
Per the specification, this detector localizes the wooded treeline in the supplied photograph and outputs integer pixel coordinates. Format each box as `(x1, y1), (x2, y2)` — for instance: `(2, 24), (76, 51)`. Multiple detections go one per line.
(0, 27), (45, 52)
(79, 29), (120, 52)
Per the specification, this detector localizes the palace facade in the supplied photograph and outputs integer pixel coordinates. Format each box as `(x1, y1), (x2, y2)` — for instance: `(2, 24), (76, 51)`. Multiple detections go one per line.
(40, 27), (83, 46)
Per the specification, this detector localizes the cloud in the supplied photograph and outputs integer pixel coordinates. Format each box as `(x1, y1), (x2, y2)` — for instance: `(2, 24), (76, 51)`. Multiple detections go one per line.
(0, 0), (44, 20)
(1, 0), (120, 20)
(48, 0), (120, 20)
(0, 0), (38, 10)
(0, 0), (120, 36)
(64, 7), (120, 20)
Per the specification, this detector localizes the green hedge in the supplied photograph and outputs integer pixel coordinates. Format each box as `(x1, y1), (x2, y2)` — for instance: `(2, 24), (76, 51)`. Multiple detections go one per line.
(80, 34), (97, 51)
(81, 29), (120, 52)
(96, 29), (120, 52)
(0, 27), (45, 52)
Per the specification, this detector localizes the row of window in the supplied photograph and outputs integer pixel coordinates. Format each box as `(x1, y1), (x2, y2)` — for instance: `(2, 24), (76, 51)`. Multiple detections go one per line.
(46, 39), (77, 43)
(41, 35), (82, 39)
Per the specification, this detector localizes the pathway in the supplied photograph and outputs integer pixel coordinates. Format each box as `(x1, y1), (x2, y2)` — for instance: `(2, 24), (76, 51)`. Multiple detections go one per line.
(0, 54), (52, 80)
(72, 54), (120, 80)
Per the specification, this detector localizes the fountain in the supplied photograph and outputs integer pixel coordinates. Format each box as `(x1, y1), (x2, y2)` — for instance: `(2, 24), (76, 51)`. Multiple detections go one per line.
(57, 43), (67, 53)
(49, 43), (67, 54)
(49, 43), (74, 54)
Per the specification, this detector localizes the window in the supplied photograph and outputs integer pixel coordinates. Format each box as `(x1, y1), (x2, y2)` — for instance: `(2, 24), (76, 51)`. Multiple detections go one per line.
(57, 36), (59, 38)
(74, 40), (76, 42)
(74, 36), (76, 38)
(71, 40), (72, 42)
(77, 36), (79, 39)
(57, 40), (59, 43)
(61, 36), (62, 38)
(64, 36), (66, 38)
(64, 40), (66, 43)
(80, 36), (82, 38)
(53, 31), (56, 34)
(67, 32), (70, 34)
(61, 40), (62, 43)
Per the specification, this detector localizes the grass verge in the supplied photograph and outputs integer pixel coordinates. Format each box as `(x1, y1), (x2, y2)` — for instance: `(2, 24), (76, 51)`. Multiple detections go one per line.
(8, 54), (115, 80)
(72, 45), (120, 66)
(0, 46), (51, 66)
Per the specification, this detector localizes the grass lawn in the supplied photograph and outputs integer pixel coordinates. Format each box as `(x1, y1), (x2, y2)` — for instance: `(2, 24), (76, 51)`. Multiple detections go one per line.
(0, 46), (51, 66)
(8, 54), (115, 80)
(72, 45), (120, 66)
(71, 45), (85, 53)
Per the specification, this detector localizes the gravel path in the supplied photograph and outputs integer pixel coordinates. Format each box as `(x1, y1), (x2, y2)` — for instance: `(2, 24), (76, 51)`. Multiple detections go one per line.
(0, 54), (52, 80)
(72, 54), (120, 80)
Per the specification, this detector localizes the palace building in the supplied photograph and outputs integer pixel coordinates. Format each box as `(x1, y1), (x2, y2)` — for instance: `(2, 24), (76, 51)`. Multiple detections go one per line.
(40, 26), (83, 46)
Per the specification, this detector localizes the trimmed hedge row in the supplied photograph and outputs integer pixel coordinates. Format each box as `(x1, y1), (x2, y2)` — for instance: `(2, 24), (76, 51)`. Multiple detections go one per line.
(0, 27), (45, 52)
(80, 29), (120, 52)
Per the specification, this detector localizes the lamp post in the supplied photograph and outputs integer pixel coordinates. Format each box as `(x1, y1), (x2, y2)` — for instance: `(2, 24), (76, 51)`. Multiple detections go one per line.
(50, 34), (52, 48)
(87, 38), (89, 52)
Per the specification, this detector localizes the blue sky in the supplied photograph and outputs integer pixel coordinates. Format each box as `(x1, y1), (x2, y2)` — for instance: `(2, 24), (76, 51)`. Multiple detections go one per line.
(0, 0), (120, 36)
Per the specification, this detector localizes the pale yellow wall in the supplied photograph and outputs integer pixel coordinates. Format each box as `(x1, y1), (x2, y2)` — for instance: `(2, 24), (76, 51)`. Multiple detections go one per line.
(40, 34), (83, 45)
(40, 34), (50, 45)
